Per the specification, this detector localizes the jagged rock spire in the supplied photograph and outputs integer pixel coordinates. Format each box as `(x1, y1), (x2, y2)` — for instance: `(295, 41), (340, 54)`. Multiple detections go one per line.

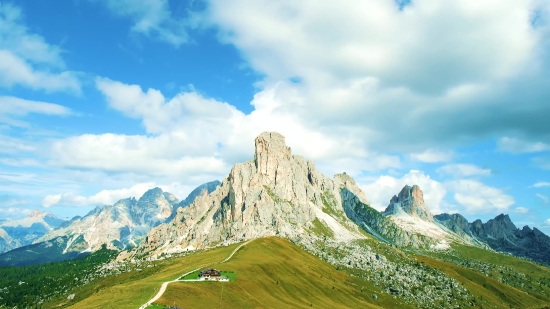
(254, 132), (292, 176)
(384, 185), (434, 222)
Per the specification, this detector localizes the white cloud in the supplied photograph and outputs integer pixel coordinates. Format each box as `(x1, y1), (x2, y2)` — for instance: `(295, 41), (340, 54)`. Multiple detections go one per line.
(532, 182), (550, 188)
(48, 79), (401, 182)
(498, 137), (550, 153)
(94, 0), (192, 47)
(42, 182), (198, 207)
(200, 0), (550, 154)
(0, 96), (72, 128)
(0, 4), (80, 92)
(437, 164), (491, 178)
(543, 218), (550, 227)
(514, 207), (529, 214)
(446, 180), (515, 213)
(537, 193), (549, 203)
(49, 133), (230, 176)
(361, 170), (448, 213)
(409, 149), (454, 163)
(208, 0), (536, 90)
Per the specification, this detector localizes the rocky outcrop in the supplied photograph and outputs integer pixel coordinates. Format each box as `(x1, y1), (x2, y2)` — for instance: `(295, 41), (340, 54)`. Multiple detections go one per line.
(341, 187), (439, 248)
(435, 213), (473, 237)
(0, 210), (65, 254)
(384, 185), (434, 221)
(142, 132), (372, 256)
(468, 214), (550, 264)
(167, 181), (221, 221)
(35, 182), (218, 255)
(141, 132), (441, 257)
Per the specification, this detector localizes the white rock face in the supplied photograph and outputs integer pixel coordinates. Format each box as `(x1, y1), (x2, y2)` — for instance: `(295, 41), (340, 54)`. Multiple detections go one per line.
(142, 132), (369, 256)
(0, 210), (65, 253)
(36, 188), (179, 253)
(382, 185), (478, 249)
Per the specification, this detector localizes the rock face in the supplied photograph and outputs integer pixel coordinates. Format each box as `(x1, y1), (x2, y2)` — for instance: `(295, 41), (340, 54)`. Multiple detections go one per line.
(384, 185), (434, 221)
(35, 183), (219, 256)
(0, 210), (65, 254)
(377, 185), (452, 248)
(167, 181), (221, 221)
(142, 132), (374, 255)
(434, 213), (472, 237)
(468, 214), (550, 264)
(142, 132), (440, 256)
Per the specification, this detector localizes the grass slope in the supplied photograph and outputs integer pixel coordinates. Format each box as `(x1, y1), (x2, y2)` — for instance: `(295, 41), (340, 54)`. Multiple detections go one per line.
(156, 238), (400, 309)
(54, 236), (550, 309)
(60, 244), (239, 309)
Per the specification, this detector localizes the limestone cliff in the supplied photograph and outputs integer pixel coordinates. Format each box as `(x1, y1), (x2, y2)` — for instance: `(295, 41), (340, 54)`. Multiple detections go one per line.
(142, 132), (372, 255)
(384, 185), (434, 221)
(141, 132), (442, 256)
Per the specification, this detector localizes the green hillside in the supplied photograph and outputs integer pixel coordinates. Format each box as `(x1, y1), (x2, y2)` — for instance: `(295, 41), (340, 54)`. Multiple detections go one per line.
(19, 237), (550, 309)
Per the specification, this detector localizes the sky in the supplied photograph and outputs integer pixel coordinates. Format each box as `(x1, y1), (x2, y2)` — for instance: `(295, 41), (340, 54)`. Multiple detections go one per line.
(0, 0), (549, 231)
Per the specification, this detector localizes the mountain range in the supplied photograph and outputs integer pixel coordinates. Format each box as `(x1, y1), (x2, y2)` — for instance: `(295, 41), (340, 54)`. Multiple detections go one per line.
(3, 132), (550, 309)
(0, 182), (220, 266)
(2, 132), (549, 268)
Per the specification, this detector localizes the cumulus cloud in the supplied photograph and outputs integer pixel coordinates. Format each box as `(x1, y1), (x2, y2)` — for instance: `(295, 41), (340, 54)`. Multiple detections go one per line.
(437, 164), (491, 178)
(361, 170), (448, 213)
(446, 180), (515, 214)
(201, 0), (550, 153)
(0, 3), (80, 92)
(48, 78), (400, 180)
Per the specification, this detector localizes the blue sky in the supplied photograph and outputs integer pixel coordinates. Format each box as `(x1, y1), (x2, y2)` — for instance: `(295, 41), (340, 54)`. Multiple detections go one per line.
(1, 0), (550, 231)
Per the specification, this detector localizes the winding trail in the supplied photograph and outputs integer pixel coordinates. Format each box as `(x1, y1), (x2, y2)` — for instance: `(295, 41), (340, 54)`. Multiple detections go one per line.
(139, 240), (250, 309)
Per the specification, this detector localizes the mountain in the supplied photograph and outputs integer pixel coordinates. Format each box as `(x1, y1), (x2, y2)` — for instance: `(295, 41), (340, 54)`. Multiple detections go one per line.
(167, 180), (221, 221)
(35, 187), (178, 254)
(0, 210), (65, 254)
(0, 236), (88, 267)
(142, 132), (365, 255)
(469, 214), (550, 264)
(384, 184), (434, 221)
(141, 132), (439, 257)
(0, 183), (220, 264)
(377, 184), (458, 249)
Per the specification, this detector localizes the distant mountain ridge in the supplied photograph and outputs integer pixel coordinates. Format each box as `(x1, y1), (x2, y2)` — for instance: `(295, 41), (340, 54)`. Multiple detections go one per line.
(0, 182), (220, 266)
(0, 210), (65, 254)
(437, 213), (550, 264)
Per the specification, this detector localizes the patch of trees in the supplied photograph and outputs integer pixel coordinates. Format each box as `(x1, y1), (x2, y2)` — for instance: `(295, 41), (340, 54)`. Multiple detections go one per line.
(0, 244), (116, 308)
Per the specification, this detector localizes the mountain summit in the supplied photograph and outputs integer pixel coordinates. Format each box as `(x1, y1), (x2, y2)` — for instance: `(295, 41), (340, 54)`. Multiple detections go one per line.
(384, 185), (434, 221)
(0, 211), (65, 254)
(142, 132), (372, 256)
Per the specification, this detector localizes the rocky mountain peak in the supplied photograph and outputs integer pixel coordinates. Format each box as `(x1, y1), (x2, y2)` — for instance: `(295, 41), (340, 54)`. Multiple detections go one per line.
(490, 213), (516, 231)
(384, 184), (434, 222)
(28, 210), (50, 218)
(139, 187), (164, 201)
(254, 132), (292, 176)
(141, 131), (377, 255)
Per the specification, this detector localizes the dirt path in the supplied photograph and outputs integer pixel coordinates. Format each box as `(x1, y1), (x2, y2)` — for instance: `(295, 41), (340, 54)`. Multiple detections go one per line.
(138, 240), (250, 309)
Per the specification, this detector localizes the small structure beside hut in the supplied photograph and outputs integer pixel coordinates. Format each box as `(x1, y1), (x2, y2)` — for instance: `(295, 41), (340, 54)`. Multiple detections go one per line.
(199, 268), (229, 282)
